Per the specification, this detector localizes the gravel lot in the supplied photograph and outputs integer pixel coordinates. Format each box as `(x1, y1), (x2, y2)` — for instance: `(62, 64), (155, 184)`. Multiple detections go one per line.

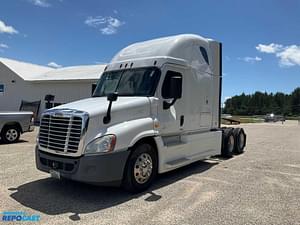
(0, 121), (300, 225)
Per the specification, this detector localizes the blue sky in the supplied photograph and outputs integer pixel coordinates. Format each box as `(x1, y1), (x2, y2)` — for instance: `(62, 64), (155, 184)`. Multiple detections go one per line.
(0, 0), (299, 102)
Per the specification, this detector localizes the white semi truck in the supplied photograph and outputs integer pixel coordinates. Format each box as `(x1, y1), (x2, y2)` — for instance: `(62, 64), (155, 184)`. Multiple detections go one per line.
(35, 34), (246, 192)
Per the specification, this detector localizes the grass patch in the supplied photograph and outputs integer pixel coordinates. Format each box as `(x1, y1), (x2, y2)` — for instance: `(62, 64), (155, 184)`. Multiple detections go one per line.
(222, 116), (264, 124)
(285, 116), (300, 120)
(239, 117), (264, 123)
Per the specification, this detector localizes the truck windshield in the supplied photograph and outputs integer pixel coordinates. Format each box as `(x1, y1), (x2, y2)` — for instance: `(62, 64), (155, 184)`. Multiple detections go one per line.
(93, 67), (161, 97)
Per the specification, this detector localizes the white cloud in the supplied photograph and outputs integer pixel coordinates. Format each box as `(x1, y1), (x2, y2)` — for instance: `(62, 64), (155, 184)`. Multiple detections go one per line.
(85, 16), (124, 35)
(238, 56), (262, 63)
(29, 0), (51, 7)
(47, 62), (62, 68)
(256, 43), (283, 53)
(0, 43), (9, 49)
(256, 43), (300, 67)
(85, 17), (105, 27)
(0, 20), (18, 34)
(100, 26), (117, 35)
(276, 45), (300, 67)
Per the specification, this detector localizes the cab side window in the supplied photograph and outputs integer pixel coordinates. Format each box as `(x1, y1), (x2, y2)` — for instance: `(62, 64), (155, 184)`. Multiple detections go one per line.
(162, 70), (182, 99)
(0, 84), (4, 94)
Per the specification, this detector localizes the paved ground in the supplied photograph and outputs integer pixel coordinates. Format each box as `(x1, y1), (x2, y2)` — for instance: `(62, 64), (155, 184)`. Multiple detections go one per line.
(0, 121), (300, 225)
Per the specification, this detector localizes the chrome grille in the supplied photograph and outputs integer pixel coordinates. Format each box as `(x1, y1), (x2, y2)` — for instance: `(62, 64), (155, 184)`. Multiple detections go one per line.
(39, 114), (83, 153)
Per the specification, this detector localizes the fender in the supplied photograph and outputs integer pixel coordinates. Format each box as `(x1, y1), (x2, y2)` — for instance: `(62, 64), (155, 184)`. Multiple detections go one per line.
(104, 117), (159, 151)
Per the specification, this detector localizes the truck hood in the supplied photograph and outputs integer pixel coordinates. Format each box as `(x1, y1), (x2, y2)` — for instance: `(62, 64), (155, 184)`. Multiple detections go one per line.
(53, 96), (151, 118)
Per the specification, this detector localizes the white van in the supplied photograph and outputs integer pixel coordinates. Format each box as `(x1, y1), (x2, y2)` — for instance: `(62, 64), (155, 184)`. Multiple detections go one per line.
(36, 34), (246, 192)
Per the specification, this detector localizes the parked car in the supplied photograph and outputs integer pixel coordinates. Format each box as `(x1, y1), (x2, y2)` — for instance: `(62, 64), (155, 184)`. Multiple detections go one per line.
(264, 113), (285, 122)
(0, 111), (34, 143)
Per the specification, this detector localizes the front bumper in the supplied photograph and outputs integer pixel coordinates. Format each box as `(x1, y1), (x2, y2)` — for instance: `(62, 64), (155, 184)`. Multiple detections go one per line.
(35, 146), (130, 186)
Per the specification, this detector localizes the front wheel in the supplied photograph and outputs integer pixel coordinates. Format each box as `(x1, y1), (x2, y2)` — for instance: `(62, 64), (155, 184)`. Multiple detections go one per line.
(1, 125), (20, 144)
(122, 143), (158, 193)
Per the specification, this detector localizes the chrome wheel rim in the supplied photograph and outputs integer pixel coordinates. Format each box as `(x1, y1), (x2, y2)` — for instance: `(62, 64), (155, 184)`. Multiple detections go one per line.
(228, 135), (234, 153)
(134, 153), (153, 184)
(6, 129), (18, 142)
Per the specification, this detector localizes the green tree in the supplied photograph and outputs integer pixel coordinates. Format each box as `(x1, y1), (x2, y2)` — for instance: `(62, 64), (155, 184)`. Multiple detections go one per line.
(224, 87), (300, 116)
(291, 87), (300, 115)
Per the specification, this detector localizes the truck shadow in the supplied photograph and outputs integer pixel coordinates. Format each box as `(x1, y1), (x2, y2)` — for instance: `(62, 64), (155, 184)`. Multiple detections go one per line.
(0, 139), (28, 145)
(9, 160), (219, 221)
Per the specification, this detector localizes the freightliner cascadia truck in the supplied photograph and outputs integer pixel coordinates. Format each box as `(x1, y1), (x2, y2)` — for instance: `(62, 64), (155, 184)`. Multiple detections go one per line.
(35, 34), (246, 192)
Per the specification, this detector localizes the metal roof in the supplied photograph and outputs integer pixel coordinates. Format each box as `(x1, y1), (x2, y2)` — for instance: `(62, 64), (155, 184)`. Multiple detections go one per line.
(31, 65), (105, 82)
(0, 57), (106, 82)
(0, 57), (54, 80)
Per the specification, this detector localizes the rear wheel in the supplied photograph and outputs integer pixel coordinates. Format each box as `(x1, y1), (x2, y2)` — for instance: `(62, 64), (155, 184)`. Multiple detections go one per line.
(122, 143), (158, 193)
(233, 128), (246, 154)
(1, 125), (20, 143)
(221, 128), (235, 158)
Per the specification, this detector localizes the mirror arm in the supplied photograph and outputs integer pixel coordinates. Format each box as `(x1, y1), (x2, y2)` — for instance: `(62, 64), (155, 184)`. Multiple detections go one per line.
(103, 92), (118, 124)
(103, 101), (113, 124)
(163, 98), (177, 110)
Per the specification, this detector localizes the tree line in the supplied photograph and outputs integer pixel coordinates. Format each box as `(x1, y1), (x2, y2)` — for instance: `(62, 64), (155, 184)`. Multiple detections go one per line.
(223, 87), (300, 116)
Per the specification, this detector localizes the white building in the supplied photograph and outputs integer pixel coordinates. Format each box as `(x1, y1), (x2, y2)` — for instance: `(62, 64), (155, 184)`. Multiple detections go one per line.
(0, 57), (105, 118)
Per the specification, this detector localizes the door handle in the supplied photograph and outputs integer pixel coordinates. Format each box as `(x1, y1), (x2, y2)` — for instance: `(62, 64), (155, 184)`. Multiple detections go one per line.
(180, 115), (184, 127)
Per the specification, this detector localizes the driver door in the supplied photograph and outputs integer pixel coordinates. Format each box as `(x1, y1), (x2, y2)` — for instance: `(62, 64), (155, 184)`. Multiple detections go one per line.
(158, 65), (186, 136)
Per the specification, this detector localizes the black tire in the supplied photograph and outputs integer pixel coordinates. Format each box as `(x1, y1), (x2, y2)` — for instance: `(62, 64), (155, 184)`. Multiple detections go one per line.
(122, 143), (158, 193)
(221, 128), (235, 158)
(233, 128), (246, 154)
(1, 125), (21, 144)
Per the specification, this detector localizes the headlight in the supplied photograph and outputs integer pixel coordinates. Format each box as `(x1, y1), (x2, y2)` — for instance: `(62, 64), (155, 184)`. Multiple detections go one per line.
(84, 135), (116, 155)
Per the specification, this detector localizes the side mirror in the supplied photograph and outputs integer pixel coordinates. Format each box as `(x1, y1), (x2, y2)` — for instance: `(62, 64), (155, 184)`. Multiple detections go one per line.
(103, 92), (118, 124)
(163, 76), (182, 109)
(107, 92), (118, 102)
